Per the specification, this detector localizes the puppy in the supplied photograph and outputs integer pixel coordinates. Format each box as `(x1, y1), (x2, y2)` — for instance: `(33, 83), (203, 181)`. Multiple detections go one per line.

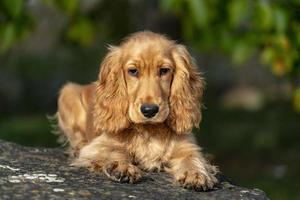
(56, 31), (218, 190)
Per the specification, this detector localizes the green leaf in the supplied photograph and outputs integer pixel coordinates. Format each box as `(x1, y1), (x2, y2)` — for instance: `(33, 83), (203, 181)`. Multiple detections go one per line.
(67, 18), (96, 46)
(219, 28), (233, 52)
(293, 24), (300, 46)
(49, 0), (79, 16)
(0, 23), (17, 52)
(274, 7), (288, 33)
(2, 0), (23, 18)
(160, 0), (181, 12)
(261, 46), (275, 65)
(63, 0), (78, 15)
(228, 0), (248, 27)
(231, 41), (253, 64)
(256, 1), (273, 30)
(295, 0), (300, 6)
(293, 87), (300, 111)
(188, 0), (208, 27)
(182, 15), (195, 41)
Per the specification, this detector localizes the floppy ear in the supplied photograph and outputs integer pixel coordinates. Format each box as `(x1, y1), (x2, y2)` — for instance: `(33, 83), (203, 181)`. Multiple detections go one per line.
(167, 45), (205, 134)
(92, 46), (130, 134)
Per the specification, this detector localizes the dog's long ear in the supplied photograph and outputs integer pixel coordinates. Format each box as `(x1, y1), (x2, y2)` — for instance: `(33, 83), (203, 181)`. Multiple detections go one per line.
(92, 46), (129, 134)
(167, 45), (205, 134)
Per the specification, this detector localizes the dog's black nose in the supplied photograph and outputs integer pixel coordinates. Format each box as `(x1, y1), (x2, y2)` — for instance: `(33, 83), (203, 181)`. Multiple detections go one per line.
(140, 104), (159, 118)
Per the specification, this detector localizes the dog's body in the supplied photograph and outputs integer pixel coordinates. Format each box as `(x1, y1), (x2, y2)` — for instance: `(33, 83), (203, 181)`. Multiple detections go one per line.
(57, 31), (218, 190)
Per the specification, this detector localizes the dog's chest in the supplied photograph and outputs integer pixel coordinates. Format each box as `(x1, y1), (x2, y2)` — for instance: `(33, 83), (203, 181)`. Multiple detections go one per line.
(130, 132), (174, 170)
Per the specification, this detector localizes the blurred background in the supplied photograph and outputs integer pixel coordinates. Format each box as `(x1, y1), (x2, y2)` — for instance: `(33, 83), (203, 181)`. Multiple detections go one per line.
(0, 0), (299, 199)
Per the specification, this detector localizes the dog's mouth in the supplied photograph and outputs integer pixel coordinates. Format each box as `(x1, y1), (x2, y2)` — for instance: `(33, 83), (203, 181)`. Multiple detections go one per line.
(134, 115), (160, 123)
(142, 118), (163, 124)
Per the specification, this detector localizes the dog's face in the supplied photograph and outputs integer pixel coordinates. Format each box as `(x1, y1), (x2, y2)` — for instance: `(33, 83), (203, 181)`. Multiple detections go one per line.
(94, 32), (204, 134)
(122, 40), (174, 124)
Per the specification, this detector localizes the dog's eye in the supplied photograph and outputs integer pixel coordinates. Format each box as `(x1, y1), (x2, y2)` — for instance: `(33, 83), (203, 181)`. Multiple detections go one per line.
(159, 67), (170, 76)
(128, 68), (139, 77)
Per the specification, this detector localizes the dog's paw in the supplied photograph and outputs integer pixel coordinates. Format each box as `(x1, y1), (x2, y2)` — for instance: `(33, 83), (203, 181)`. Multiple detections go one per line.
(103, 161), (142, 183)
(176, 169), (218, 191)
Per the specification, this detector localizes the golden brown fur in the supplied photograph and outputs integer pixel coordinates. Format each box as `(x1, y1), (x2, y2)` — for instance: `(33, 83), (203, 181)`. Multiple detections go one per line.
(56, 31), (218, 190)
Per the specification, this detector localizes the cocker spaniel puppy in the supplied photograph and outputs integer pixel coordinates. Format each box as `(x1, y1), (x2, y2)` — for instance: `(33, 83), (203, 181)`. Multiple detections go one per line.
(56, 31), (218, 190)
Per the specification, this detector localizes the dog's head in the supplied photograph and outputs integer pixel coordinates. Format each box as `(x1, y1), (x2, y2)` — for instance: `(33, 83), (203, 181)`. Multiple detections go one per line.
(93, 31), (204, 134)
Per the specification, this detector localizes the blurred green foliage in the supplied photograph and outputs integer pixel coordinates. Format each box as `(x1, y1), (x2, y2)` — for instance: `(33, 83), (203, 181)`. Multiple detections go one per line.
(0, 0), (131, 49)
(160, 0), (300, 110)
(45, 0), (131, 45)
(0, 0), (300, 109)
(1, 0), (299, 75)
(0, 0), (34, 52)
(161, 0), (300, 76)
(45, 0), (97, 47)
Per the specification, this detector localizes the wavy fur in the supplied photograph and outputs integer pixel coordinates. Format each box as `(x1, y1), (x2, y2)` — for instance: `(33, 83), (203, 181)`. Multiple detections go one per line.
(56, 31), (218, 190)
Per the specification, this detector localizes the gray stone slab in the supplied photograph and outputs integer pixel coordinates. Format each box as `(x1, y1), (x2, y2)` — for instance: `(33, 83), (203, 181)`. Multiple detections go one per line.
(0, 140), (268, 200)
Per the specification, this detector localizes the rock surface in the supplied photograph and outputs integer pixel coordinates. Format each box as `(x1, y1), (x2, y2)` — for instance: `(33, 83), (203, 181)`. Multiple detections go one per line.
(0, 140), (268, 200)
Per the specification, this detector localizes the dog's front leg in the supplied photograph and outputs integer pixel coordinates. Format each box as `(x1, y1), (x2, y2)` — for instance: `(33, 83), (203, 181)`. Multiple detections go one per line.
(166, 139), (218, 191)
(72, 134), (141, 183)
